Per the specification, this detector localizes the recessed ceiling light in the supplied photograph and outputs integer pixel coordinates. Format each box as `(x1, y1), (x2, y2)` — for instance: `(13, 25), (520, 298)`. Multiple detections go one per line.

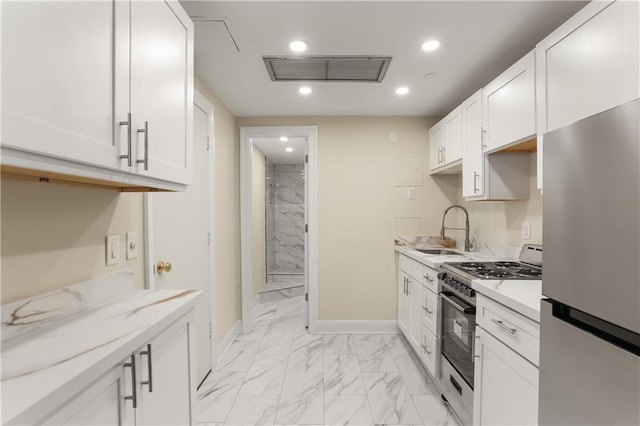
(289, 40), (307, 52)
(299, 86), (312, 95)
(280, 136), (289, 142)
(421, 39), (441, 52)
(396, 87), (409, 95)
(285, 147), (294, 152)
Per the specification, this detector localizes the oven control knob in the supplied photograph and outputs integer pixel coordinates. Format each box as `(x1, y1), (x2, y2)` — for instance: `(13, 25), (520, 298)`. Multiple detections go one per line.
(464, 288), (475, 297)
(456, 283), (465, 291)
(444, 277), (452, 285)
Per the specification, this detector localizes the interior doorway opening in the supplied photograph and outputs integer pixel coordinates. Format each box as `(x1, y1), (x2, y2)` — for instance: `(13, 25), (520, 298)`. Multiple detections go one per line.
(240, 126), (318, 334)
(253, 137), (307, 303)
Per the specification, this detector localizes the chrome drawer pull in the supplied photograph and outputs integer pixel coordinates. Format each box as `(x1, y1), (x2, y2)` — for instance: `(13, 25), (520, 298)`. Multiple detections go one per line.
(423, 275), (434, 282)
(421, 344), (432, 355)
(422, 306), (433, 315)
(491, 318), (517, 335)
(119, 112), (132, 167)
(137, 121), (149, 171)
(123, 354), (137, 408)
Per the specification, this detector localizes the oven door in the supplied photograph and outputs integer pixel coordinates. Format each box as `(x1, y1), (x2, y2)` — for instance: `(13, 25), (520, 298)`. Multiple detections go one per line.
(440, 291), (476, 388)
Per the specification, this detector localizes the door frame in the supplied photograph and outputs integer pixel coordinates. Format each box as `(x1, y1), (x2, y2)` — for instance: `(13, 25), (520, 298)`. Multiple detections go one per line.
(240, 126), (318, 333)
(143, 89), (217, 369)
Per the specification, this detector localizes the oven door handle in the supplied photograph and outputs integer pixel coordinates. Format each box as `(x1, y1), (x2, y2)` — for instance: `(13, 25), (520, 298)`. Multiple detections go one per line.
(441, 292), (475, 315)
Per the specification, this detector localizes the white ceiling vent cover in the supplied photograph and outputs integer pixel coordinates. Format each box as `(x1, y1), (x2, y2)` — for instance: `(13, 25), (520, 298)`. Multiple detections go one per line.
(263, 56), (392, 82)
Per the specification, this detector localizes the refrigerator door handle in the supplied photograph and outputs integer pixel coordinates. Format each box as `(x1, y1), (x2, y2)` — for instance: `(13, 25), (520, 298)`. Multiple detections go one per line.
(551, 300), (640, 357)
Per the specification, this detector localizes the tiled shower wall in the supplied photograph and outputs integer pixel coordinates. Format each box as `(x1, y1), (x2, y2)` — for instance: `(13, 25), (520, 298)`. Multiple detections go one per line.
(266, 164), (305, 274)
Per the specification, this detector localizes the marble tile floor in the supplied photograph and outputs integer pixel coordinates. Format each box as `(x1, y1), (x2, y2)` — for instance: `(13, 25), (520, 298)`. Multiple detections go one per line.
(196, 296), (460, 426)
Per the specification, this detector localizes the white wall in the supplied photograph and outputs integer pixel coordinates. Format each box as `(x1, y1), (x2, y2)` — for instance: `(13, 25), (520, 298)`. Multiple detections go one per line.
(1, 181), (144, 303)
(237, 116), (458, 320)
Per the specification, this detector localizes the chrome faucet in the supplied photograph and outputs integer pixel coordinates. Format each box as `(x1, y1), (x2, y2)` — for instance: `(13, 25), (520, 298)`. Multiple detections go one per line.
(440, 205), (473, 252)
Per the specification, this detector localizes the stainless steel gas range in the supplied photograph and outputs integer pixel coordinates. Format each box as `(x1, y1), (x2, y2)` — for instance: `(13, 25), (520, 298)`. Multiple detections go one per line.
(436, 244), (542, 425)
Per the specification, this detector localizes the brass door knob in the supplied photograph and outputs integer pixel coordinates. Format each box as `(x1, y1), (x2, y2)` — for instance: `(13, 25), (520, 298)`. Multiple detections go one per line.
(156, 261), (172, 274)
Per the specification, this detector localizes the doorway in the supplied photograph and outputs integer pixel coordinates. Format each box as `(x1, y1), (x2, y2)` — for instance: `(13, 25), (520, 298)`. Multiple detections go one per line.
(145, 91), (216, 386)
(240, 126), (318, 334)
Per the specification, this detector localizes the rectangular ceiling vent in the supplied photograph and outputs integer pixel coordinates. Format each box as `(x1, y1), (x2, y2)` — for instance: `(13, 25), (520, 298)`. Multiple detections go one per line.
(263, 56), (392, 83)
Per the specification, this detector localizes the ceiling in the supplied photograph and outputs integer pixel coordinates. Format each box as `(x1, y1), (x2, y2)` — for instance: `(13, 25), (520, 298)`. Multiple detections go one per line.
(181, 1), (587, 117)
(253, 136), (307, 164)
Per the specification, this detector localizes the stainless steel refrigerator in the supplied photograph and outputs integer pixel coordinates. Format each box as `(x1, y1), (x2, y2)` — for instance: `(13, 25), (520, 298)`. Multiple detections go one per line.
(539, 98), (640, 425)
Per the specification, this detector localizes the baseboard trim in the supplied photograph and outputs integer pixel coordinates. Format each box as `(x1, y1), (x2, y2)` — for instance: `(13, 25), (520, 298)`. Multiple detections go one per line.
(315, 320), (400, 334)
(214, 320), (242, 365)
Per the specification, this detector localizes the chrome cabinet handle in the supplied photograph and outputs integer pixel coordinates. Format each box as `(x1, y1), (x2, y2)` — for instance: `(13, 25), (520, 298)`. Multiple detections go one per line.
(137, 121), (149, 171)
(423, 275), (434, 283)
(119, 112), (132, 167)
(124, 354), (137, 408)
(141, 343), (153, 392)
(473, 171), (479, 194)
(491, 318), (517, 335)
(421, 344), (432, 355)
(423, 306), (433, 315)
(442, 147), (447, 163)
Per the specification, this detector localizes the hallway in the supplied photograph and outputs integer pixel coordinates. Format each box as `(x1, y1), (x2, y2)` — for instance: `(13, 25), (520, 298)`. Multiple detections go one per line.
(196, 296), (459, 425)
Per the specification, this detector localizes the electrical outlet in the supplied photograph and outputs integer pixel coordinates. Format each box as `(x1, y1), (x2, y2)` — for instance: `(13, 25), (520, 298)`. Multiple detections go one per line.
(522, 221), (531, 240)
(106, 235), (120, 266)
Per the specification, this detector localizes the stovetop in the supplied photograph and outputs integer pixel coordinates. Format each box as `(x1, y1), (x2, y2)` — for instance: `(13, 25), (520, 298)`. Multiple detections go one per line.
(443, 261), (542, 280)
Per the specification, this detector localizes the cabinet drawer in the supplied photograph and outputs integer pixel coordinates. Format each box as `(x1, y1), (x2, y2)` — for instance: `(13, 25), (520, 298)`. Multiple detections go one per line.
(421, 287), (438, 334)
(419, 325), (439, 378)
(399, 254), (439, 293)
(477, 294), (540, 366)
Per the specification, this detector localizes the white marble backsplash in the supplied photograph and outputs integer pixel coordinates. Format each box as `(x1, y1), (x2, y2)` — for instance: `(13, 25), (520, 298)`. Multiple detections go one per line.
(1, 269), (135, 343)
(396, 235), (522, 261)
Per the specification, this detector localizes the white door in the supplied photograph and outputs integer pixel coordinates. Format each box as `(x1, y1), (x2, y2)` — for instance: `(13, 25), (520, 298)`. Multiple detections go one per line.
(149, 103), (213, 383)
(304, 142), (309, 327)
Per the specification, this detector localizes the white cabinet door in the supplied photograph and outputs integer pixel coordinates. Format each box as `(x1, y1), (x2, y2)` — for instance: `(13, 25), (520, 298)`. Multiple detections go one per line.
(429, 122), (444, 170)
(462, 89), (484, 198)
(421, 286), (438, 336)
(535, 0), (639, 189)
(407, 278), (423, 351)
(443, 106), (463, 164)
(1, 0), (128, 170)
(42, 366), (134, 426)
(419, 325), (438, 378)
(136, 315), (194, 425)
(483, 51), (536, 152)
(473, 327), (539, 426)
(130, 0), (194, 185)
(397, 271), (411, 337)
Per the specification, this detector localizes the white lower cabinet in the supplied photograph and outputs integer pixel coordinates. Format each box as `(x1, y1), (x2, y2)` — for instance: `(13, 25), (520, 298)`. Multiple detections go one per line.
(473, 327), (539, 426)
(42, 311), (194, 426)
(397, 254), (440, 379)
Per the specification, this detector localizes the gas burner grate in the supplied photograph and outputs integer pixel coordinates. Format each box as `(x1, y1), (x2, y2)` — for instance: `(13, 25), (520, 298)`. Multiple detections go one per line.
(459, 262), (488, 270)
(476, 270), (518, 278)
(494, 261), (523, 268)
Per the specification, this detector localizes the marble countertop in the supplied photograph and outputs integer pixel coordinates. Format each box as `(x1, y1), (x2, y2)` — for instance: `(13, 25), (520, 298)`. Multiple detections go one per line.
(394, 246), (499, 269)
(1, 271), (202, 425)
(395, 245), (542, 322)
(472, 279), (542, 322)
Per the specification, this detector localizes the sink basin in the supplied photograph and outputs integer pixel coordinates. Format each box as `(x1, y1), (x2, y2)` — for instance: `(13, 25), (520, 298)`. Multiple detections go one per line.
(415, 249), (460, 255)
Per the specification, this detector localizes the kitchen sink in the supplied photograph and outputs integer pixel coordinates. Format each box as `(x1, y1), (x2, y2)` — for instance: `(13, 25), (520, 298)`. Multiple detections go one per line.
(415, 249), (460, 255)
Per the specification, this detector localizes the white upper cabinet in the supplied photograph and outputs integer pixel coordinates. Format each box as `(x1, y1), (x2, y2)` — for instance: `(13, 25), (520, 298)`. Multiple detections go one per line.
(1, 1), (127, 170)
(535, 0), (639, 189)
(1, 0), (194, 191)
(483, 51), (536, 152)
(462, 90), (484, 198)
(130, 0), (194, 185)
(429, 122), (444, 171)
(429, 105), (463, 173)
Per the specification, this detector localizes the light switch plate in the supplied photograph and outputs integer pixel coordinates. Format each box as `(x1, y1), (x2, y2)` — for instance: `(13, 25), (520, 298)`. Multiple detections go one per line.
(407, 187), (416, 199)
(106, 235), (120, 266)
(126, 232), (138, 260)
(390, 131), (398, 143)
